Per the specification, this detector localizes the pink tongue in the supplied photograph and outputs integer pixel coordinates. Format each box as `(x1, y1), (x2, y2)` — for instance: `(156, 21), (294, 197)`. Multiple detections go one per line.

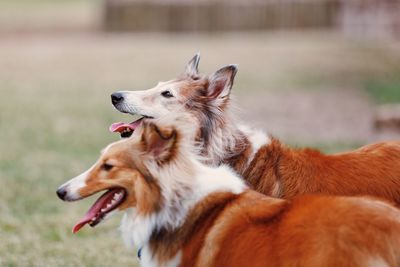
(109, 118), (144, 133)
(72, 189), (122, 234)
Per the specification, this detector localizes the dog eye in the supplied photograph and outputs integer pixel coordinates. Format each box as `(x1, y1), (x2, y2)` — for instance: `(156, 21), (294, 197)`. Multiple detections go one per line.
(102, 163), (113, 171)
(161, 90), (174, 98)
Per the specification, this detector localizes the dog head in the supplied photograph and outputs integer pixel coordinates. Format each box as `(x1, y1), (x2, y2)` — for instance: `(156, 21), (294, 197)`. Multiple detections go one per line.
(110, 53), (238, 141)
(57, 122), (180, 233)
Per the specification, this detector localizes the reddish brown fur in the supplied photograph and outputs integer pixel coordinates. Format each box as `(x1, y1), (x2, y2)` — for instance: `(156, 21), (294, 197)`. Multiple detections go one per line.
(149, 191), (240, 263)
(76, 126), (170, 215)
(148, 190), (400, 267)
(238, 138), (400, 204)
(182, 75), (400, 203)
(223, 136), (252, 177)
(68, 119), (400, 266)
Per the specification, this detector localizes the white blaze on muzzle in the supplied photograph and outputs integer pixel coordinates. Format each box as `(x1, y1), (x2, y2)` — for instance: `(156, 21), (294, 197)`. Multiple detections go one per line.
(57, 168), (90, 201)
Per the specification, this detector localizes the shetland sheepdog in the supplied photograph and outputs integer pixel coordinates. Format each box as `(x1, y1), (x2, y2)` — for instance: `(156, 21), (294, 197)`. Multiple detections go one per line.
(109, 53), (400, 204)
(58, 121), (400, 267)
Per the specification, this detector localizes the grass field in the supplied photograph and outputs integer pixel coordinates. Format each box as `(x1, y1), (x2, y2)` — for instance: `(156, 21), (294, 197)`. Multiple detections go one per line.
(1, 30), (400, 266)
(365, 74), (400, 104)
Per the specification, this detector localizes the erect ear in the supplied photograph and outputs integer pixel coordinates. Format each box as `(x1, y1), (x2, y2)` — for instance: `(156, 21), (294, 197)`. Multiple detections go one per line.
(141, 122), (177, 162)
(207, 65), (238, 99)
(185, 52), (201, 78)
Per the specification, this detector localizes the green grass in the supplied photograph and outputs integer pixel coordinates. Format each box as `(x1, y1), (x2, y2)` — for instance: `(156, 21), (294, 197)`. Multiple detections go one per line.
(0, 38), (140, 266)
(288, 141), (364, 154)
(0, 86), (139, 266)
(364, 72), (400, 104)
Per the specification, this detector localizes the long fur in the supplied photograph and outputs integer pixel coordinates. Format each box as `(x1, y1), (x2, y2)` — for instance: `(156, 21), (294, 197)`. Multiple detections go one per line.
(200, 99), (400, 204)
(111, 55), (400, 205)
(62, 121), (400, 267)
(140, 124), (400, 267)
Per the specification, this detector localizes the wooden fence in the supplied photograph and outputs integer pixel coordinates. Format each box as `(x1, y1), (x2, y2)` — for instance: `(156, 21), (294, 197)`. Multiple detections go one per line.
(103, 0), (400, 38)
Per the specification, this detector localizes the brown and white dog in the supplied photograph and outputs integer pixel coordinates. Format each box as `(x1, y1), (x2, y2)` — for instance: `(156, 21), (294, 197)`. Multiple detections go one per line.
(58, 121), (400, 267)
(110, 53), (400, 204)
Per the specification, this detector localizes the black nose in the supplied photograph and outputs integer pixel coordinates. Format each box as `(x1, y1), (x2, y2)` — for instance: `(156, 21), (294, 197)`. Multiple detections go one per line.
(56, 187), (67, 200)
(111, 92), (124, 105)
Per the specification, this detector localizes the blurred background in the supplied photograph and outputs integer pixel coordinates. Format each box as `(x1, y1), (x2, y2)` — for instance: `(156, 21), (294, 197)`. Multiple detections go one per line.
(1, 0), (399, 266)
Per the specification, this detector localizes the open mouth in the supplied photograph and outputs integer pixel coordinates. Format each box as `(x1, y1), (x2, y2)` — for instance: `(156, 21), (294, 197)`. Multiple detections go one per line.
(109, 116), (153, 138)
(72, 188), (126, 233)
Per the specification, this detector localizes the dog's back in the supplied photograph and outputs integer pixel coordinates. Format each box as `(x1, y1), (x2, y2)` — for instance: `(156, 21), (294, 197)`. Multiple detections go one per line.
(244, 138), (400, 205)
(188, 192), (400, 267)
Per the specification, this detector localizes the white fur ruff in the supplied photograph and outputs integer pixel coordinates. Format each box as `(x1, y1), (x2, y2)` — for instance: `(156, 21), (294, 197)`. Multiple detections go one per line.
(120, 144), (246, 266)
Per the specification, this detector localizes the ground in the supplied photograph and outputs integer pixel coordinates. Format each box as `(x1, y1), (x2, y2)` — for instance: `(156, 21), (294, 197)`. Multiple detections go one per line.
(1, 3), (400, 266)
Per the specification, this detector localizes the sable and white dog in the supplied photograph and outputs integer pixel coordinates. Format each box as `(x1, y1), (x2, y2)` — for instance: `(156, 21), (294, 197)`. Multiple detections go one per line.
(57, 121), (400, 267)
(110, 54), (400, 205)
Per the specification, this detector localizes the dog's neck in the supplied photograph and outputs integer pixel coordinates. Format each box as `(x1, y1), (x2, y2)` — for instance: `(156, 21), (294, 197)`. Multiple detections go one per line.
(199, 108), (270, 177)
(197, 105), (248, 166)
(120, 158), (246, 266)
(144, 191), (241, 267)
